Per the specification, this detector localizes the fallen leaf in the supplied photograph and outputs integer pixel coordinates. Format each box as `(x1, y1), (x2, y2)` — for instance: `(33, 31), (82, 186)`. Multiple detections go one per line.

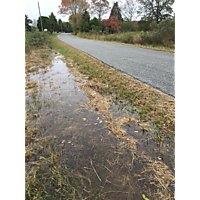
(82, 118), (86, 120)
(68, 141), (71, 143)
(62, 140), (65, 143)
(97, 117), (99, 120)
(95, 164), (100, 167)
(111, 145), (118, 149)
(101, 138), (103, 141)
(126, 138), (130, 141)
(150, 181), (155, 184)
(139, 124), (143, 126)
(99, 120), (102, 123)
(134, 174), (141, 177)
(134, 131), (138, 133)
(94, 123), (97, 125)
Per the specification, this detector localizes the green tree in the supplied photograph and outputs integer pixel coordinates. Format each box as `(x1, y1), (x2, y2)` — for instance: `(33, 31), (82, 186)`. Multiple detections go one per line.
(25, 15), (32, 31)
(57, 19), (63, 32)
(90, 17), (104, 32)
(79, 10), (90, 32)
(63, 22), (73, 32)
(110, 2), (123, 22)
(137, 0), (175, 24)
(37, 16), (51, 31)
(49, 12), (57, 32)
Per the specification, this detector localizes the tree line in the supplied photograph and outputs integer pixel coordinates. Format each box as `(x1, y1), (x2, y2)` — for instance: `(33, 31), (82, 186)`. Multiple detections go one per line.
(25, 13), (73, 33)
(25, 0), (174, 33)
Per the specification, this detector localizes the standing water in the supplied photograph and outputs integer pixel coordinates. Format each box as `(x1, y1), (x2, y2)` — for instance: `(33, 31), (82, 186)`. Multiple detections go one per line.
(25, 52), (174, 200)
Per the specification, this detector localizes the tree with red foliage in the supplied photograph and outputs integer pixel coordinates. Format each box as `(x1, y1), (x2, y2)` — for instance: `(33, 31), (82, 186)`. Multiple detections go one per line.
(102, 16), (122, 34)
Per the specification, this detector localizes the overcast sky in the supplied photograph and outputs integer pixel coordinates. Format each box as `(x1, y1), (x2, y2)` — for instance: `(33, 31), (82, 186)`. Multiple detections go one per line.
(26, 0), (175, 24)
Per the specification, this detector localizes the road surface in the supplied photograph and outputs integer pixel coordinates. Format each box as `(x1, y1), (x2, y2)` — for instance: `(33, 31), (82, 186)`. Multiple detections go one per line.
(58, 33), (175, 98)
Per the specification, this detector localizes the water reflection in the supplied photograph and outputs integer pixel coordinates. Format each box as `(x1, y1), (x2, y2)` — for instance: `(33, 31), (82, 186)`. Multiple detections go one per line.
(26, 53), (174, 199)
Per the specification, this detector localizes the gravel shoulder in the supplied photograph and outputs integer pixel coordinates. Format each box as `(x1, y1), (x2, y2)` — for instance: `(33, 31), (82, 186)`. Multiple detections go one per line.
(58, 33), (175, 98)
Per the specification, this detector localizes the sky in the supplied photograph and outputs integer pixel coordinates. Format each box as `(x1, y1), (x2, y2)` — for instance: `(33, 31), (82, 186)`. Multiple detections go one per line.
(26, 0), (176, 25)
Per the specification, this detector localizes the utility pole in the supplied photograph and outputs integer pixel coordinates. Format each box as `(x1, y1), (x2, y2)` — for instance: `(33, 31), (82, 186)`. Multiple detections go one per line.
(38, 1), (43, 32)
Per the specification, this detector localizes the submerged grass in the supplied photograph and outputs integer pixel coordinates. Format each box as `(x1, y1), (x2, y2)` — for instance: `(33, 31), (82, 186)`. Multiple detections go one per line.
(25, 36), (174, 199)
(50, 35), (175, 147)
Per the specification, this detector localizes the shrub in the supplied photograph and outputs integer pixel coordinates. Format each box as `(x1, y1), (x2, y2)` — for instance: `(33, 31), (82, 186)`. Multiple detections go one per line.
(74, 30), (79, 35)
(157, 17), (175, 44)
(120, 32), (134, 43)
(121, 22), (136, 32)
(133, 33), (142, 44)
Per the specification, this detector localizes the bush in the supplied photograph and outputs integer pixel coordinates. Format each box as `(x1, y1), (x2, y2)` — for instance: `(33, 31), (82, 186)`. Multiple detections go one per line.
(121, 22), (136, 32)
(133, 33), (142, 44)
(139, 18), (175, 46)
(120, 32), (134, 43)
(157, 18), (175, 44)
(74, 30), (79, 35)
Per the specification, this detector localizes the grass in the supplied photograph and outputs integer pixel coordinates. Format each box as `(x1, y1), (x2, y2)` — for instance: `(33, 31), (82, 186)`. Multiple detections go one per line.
(50, 35), (175, 147)
(75, 32), (175, 53)
(25, 35), (174, 199)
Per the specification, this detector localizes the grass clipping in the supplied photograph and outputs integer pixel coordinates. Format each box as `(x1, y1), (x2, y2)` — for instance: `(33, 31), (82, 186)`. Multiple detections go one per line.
(79, 77), (138, 155)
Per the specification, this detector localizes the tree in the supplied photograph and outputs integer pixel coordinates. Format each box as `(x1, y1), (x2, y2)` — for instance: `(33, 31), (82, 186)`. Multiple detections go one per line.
(58, 0), (90, 31)
(69, 14), (82, 31)
(103, 16), (122, 33)
(79, 10), (90, 32)
(90, 17), (104, 32)
(63, 22), (73, 32)
(49, 12), (57, 32)
(91, 0), (110, 20)
(110, 2), (123, 22)
(37, 16), (51, 31)
(57, 19), (63, 32)
(120, 0), (137, 22)
(136, 0), (175, 24)
(25, 15), (32, 31)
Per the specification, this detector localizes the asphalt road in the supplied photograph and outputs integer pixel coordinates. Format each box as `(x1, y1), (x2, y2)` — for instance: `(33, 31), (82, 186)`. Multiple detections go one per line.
(58, 33), (175, 98)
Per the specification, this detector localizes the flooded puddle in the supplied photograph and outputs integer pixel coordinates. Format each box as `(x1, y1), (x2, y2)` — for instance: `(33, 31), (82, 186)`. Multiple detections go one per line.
(25, 53), (174, 199)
